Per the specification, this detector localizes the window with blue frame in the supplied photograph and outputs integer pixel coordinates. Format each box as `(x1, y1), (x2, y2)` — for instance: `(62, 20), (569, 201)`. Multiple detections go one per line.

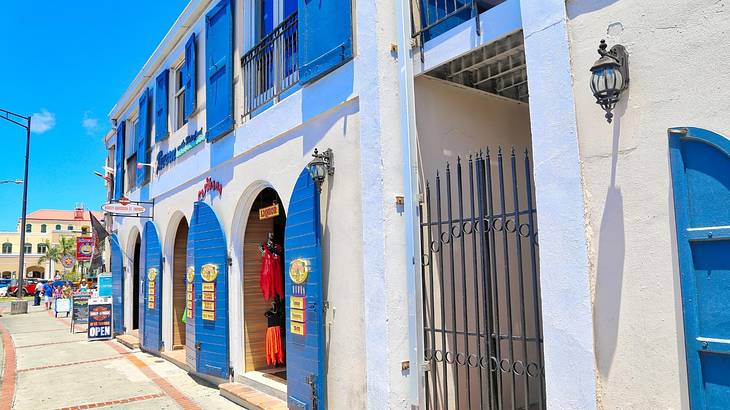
(242, 0), (299, 117)
(25, 224), (31, 233)
(40, 224), (46, 233)
(2, 243), (11, 254)
(55, 224), (61, 231)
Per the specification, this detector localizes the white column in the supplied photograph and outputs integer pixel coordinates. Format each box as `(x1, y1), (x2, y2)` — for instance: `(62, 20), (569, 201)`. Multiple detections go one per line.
(519, 1), (598, 408)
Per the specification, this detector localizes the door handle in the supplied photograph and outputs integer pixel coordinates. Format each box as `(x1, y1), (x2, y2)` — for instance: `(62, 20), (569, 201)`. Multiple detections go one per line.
(195, 342), (202, 351)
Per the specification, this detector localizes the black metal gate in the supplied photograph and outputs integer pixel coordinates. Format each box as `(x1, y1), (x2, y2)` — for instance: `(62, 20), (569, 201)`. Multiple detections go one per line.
(420, 147), (545, 410)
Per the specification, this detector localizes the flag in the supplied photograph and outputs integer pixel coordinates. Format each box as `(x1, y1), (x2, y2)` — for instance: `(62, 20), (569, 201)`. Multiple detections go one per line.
(89, 212), (108, 272)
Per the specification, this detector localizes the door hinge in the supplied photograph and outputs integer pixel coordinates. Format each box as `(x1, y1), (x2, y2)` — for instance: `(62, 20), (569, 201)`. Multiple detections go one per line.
(306, 373), (318, 410)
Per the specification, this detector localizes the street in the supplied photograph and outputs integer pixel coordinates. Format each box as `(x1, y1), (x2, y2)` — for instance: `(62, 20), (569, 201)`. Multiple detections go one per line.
(0, 304), (242, 410)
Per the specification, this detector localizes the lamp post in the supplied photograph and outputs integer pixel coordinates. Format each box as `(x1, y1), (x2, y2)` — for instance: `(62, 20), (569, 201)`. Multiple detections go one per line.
(0, 108), (31, 314)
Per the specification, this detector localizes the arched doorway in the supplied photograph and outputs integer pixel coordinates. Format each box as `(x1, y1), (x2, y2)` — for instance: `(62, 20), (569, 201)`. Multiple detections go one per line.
(25, 266), (44, 279)
(172, 217), (189, 349)
(142, 221), (163, 353)
(243, 187), (287, 382)
(132, 233), (141, 331)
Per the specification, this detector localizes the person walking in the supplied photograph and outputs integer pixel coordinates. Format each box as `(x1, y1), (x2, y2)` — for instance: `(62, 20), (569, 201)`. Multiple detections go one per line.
(34, 281), (45, 306)
(44, 282), (53, 310)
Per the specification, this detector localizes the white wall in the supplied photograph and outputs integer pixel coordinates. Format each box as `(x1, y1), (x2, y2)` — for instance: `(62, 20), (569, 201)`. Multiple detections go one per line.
(566, 1), (730, 408)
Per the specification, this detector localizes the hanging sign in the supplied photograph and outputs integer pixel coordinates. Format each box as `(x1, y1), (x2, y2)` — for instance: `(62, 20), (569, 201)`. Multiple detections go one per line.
(87, 298), (113, 341)
(76, 237), (94, 261)
(197, 177), (223, 200)
(147, 268), (158, 309)
(259, 203), (280, 220)
(102, 202), (146, 215)
(61, 255), (75, 269)
(156, 128), (205, 174)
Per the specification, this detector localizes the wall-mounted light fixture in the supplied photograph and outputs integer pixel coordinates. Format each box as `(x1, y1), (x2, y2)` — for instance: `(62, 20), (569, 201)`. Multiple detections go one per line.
(307, 148), (334, 192)
(590, 39), (629, 123)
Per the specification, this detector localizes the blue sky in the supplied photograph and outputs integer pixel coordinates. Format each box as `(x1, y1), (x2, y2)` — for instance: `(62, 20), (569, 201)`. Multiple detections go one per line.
(0, 1), (189, 231)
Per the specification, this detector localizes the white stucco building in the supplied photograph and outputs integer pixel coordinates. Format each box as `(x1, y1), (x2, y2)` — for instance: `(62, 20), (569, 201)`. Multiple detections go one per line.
(105, 0), (730, 408)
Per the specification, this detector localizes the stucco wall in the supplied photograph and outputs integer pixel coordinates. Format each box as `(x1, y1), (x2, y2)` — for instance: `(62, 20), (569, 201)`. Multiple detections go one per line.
(566, 1), (730, 408)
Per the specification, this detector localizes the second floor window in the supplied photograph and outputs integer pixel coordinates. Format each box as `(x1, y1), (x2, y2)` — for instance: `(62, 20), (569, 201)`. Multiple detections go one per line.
(37, 243), (47, 254)
(24, 243), (31, 254)
(25, 224), (31, 233)
(55, 224), (61, 231)
(67, 225), (74, 231)
(1, 243), (11, 254)
(40, 224), (47, 233)
(173, 62), (186, 130)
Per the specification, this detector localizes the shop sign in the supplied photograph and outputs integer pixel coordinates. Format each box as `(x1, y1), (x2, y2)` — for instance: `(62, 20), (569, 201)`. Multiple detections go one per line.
(97, 274), (112, 298)
(156, 128), (205, 174)
(102, 201), (146, 215)
(87, 298), (113, 341)
(259, 203), (280, 220)
(147, 268), (157, 309)
(291, 321), (306, 336)
(289, 259), (310, 284)
(200, 264), (217, 321)
(76, 237), (94, 261)
(61, 255), (75, 269)
(290, 295), (307, 336)
(186, 266), (194, 320)
(197, 177), (223, 201)
(200, 263), (219, 282)
(71, 292), (91, 332)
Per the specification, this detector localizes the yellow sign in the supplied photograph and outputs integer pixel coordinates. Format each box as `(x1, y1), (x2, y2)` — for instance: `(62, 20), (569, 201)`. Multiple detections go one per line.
(258, 203), (280, 220)
(290, 309), (305, 322)
(202, 310), (216, 321)
(202, 301), (215, 311)
(147, 268), (158, 281)
(202, 292), (215, 302)
(201, 264), (218, 282)
(289, 258), (310, 284)
(201, 283), (215, 292)
(148, 301), (155, 309)
(291, 321), (305, 336)
(187, 266), (195, 283)
(187, 291), (194, 301)
(148, 287), (156, 296)
(186, 301), (193, 311)
(186, 284), (193, 292)
(290, 296), (305, 310)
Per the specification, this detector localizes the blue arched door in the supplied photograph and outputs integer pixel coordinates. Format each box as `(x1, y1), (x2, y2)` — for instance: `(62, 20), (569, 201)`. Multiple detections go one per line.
(188, 201), (229, 379)
(670, 127), (730, 409)
(110, 234), (124, 335)
(142, 221), (163, 353)
(186, 217), (197, 370)
(285, 169), (326, 409)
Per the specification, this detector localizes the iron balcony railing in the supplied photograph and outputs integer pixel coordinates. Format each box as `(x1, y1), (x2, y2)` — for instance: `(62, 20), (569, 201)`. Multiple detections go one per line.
(242, 12), (298, 118)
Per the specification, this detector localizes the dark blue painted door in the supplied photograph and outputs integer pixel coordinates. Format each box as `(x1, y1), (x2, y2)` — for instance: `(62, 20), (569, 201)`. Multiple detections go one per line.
(186, 218), (197, 370)
(142, 221), (163, 353)
(110, 234), (124, 335)
(189, 201), (229, 379)
(285, 169), (325, 409)
(670, 127), (730, 409)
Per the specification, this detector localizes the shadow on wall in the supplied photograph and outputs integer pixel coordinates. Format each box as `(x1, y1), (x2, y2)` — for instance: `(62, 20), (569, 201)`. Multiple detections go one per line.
(594, 111), (626, 379)
(567, 0), (620, 18)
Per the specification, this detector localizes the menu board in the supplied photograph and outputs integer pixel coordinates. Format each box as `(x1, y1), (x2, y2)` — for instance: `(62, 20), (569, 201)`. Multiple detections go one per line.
(200, 264), (218, 321)
(72, 293), (90, 324)
(147, 268), (158, 309)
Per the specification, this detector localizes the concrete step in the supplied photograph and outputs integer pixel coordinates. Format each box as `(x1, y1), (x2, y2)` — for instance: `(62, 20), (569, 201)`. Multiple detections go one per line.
(160, 349), (190, 372)
(116, 333), (140, 349)
(219, 382), (287, 410)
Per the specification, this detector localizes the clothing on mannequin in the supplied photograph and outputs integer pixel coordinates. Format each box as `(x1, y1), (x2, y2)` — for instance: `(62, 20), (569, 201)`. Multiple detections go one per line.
(259, 233), (283, 301)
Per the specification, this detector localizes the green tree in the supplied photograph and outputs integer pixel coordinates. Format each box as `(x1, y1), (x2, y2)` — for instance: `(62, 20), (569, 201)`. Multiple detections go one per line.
(38, 240), (62, 266)
(57, 236), (76, 257)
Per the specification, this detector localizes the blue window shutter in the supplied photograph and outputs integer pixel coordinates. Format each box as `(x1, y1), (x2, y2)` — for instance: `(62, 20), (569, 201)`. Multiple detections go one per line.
(136, 89), (152, 186)
(205, 0), (233, 142)
(184, 33), (197, 120)
(155, 69), (169, 141)
(114, 121), (126, 198)
(298, 0), (353, 84)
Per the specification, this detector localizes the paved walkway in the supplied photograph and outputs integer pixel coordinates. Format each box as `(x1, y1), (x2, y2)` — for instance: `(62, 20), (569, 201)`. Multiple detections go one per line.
(0, 303), (243, 410)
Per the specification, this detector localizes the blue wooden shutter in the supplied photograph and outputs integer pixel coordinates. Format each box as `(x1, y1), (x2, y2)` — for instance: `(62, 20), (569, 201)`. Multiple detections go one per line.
(111, 234), (124, 335)
(285, 169), (326, 409)
(205, 0), (233, 142)
(298, 0), (354, 84)
(136, 89), (152, 186)
(155, 69), (169, 141)
(142, 221), (163, 353)
(114, 121), (126, 198)
(184, 33), (197, 120)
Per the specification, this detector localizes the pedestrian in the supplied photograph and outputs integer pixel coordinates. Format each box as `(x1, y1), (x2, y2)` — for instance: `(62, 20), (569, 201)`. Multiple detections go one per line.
(44, 282), (53, 310)
(79, 281), (88, 293)
(62, 282), (72, 299)
(34, 281), (44, 306)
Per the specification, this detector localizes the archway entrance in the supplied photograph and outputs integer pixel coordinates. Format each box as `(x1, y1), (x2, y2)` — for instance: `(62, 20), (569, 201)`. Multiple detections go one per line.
(133, 234), (141, 330)
(243, 187), (287, 383)
(172, 218), (189, 349)
(26, 266), (44, 279)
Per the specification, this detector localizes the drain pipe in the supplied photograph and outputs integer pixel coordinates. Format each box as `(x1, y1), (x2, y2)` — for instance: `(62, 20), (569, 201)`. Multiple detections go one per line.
(395, 0), (425, 407)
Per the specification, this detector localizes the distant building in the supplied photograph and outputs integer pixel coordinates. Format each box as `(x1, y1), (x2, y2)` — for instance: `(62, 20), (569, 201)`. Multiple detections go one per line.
(0, 207), (103, 279)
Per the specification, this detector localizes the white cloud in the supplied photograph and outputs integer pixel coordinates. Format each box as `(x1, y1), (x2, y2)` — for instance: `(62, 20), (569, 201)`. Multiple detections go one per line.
(30, 109), (56, 134)
(81, 111), (100, 135)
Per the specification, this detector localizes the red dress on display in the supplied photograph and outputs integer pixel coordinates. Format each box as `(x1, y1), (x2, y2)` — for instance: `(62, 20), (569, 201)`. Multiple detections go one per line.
(260, 245), (284, 301)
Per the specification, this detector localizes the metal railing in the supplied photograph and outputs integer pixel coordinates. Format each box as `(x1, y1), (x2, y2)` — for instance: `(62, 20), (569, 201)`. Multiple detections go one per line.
(411, 0), (481, 40)
(242, 12), (298, 118)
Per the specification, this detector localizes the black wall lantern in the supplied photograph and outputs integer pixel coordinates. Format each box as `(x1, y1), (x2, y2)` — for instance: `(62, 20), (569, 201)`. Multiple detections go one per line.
(307, 148), (334, 192)
(590, 39), (629, 123)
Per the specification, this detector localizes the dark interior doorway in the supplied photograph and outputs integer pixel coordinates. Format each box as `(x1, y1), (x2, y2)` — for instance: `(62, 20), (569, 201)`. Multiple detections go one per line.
(172, 218), (189, 349)
(243, 188), (287, 382)
(133, 236), (141, 330)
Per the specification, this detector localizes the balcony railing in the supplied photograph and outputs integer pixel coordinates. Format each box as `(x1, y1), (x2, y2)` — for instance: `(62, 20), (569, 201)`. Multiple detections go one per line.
(242, 12), (298, 118)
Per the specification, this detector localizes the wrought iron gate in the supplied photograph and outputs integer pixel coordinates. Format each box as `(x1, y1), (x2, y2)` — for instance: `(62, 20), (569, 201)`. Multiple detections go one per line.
(420, 147), (545, 410)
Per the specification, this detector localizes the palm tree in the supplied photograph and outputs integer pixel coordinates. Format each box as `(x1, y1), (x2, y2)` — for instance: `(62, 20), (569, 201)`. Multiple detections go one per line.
(57, 236), (76, 257)
(38, 240), (62, 280)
